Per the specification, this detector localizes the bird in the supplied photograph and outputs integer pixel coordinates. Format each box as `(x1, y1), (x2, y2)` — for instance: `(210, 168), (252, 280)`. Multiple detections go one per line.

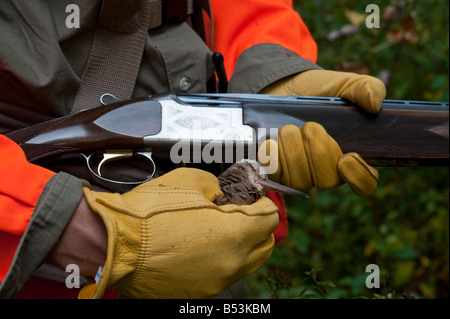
(215, 159), (309, 205)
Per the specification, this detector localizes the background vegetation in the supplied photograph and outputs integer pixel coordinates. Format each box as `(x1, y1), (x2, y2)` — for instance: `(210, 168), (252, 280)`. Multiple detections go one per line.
(247, 0), (449, 299)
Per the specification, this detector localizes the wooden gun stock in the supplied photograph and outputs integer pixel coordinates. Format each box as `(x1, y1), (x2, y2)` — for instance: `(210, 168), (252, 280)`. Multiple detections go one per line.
(6, 98), (161, 163)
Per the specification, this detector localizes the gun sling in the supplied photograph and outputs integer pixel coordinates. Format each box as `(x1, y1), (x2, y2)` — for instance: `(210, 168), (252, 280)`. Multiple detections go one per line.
(71, 0), (210, 113)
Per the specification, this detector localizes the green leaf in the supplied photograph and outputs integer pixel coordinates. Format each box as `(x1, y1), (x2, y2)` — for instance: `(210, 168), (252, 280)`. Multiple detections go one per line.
(317, 279), (336, 288)
(391, 246), (420, 260)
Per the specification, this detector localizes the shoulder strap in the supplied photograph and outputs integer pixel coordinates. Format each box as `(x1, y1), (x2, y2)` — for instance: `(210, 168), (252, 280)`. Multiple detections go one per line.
(71, 0), (212, 114)
(71, 0), (162, 113)
(191, 0), (213, 49)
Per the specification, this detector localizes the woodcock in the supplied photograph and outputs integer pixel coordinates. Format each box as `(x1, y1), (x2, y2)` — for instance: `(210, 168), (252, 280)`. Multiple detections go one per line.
(215, 160), (309, 205)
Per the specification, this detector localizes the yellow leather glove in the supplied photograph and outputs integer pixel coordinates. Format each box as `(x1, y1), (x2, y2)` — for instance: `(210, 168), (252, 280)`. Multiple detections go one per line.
(259, 69), (384, 196)
(261, 69), (386, 114)
(259, 123), (378, 196)
(79, 168), (279, 299)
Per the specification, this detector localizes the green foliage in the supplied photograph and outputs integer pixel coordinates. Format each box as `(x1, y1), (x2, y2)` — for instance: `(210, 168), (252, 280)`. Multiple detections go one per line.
(247, 0), (449, 299)
(294, 0), (449, 102)
(249, 167), (449, 299)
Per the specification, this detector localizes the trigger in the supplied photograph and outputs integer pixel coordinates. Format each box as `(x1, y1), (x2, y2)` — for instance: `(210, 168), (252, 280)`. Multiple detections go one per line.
(135, 151), (157, 179)
(98, 150), (133, 176)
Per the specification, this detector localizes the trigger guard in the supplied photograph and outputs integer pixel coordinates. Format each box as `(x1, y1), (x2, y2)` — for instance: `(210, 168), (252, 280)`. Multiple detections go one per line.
(81, 152), (156, 193)
(134, 151), (156, 179)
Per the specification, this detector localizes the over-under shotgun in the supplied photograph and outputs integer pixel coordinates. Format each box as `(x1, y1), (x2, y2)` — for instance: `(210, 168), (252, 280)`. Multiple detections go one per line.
(6, 94), (449, 189)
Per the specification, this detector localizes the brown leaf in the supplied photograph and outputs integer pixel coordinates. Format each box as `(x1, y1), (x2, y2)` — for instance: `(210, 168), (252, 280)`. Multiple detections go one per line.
(345, 9), (367, 26)
(382, 4), (403, 23)
(326, 24), (360, 41)
(386, 25), (403, 42)
(386, 12), (419, 43)
(401, 12), (419, 43)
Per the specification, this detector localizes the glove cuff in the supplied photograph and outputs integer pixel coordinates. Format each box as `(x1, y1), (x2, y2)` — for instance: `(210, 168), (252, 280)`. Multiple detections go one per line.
(78, 187), (119, 299)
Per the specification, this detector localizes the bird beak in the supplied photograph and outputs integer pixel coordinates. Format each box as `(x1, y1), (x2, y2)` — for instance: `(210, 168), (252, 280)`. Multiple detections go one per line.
(256, 179), (310, 199)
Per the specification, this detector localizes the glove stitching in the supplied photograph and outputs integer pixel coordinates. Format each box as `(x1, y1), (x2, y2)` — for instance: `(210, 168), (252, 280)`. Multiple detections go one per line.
(218, 203), (279, 216)
(96, 196), (278, 219)
(96, 198), (215, 217)
(340, 153), (378, 181)
(134, 218), (151, 286)
(132, 186), (209, 194)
